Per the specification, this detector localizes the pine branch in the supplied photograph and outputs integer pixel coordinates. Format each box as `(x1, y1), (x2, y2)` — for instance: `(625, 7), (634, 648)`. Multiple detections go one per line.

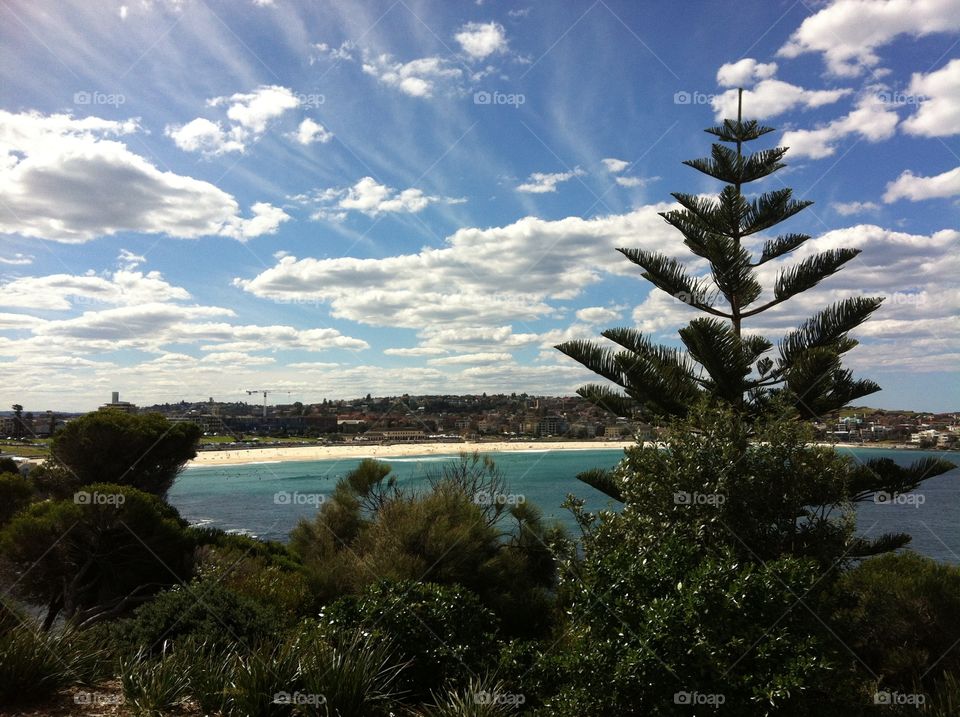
(574, 384), (636, 417)
(773, 249), (860, 302)
(618, 247), (731, 317)
(704, 119), (776, 143)
(555, 340), (626, 387)
(779, 297), (884, 365)
(741, 189), (812, 236)
(678, 318), (749, 402)
(684, 145), (787, 184)
(756, 233), (810, 265)
(576, 468), (623, 502)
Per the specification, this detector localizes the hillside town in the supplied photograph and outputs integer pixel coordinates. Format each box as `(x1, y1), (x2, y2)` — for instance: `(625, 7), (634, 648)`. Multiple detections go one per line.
(3, 392), (959, 450)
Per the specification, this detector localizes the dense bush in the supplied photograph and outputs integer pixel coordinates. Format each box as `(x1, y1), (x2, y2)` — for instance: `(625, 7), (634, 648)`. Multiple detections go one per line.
(106, 580), (282, 657)
(321, 580), (500, 700)
(0, 471), (32, 525)
(837, 551), (960, 693)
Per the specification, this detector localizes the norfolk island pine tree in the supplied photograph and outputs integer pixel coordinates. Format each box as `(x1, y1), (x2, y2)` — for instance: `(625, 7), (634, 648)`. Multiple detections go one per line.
(556, 89), (954, 559)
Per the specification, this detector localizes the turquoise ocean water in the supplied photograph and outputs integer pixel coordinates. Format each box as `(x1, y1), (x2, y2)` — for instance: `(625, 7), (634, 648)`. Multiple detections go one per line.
(169, 447), (960, 562)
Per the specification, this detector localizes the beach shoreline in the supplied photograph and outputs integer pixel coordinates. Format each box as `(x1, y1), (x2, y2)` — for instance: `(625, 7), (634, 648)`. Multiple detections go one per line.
(187, 440), (635, 467)
(184, 439), (934, 468)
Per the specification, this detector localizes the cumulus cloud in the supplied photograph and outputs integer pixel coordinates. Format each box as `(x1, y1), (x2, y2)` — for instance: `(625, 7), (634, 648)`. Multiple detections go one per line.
(901, 59), (960, 137)
(167, 85), (301, 154)
(298, 176), (463, 219)
(832, 201), (880, 215)
(516, 168), (585, 193)
(454, 22), (508, 59)
(362, 53), (462, 98)
(716, 58), (778, 87)
(0, 110), (288, 243)
(778, 0), (960, 77)
(711, 80), (851, 120)
(616, 176), (656, 188)
(0, 269), (190, 311)
(428, 352), (514, 365)
(575, 306), (622, 324)
(780, 93), (899, 158)
(0, 253), (33, 266)
(601, 158), (629, 173)
(291, 118), (333, 145)
(883, 166), (960, 202)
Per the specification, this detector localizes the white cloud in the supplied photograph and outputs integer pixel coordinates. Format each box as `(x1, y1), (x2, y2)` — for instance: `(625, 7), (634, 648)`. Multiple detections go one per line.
(832, 201), (880, 215)
(220, 202), (290, 241)
(0, 253), (33, 266)
(117, 249), (146, 268)
(616, 176), (656, 188)
(516, 168), (585, 193)
(778, 0), (960, 77)
(165, 117), (244, 155)
(883, 166), (960, 202)
(780, 93), (899, 158)
(168, 85), (302, 154)
(716, 58), (778, 87)
(299, 176), (462, 219)
(291, 118), (333, 145)
(601, 158), (629, 173)
(575, 306), (622, 324)
(383, 347), (449, 357)
(428, 352), (514, 365)
(454, 22), (508, 60)
(362, 53), (462, 98)
(0, 110), (287, 243)
(711, 80), (852, 120)
(209, 85), (300, 133)
(901, 59), (960, 137)
(0, 269), (190, 311)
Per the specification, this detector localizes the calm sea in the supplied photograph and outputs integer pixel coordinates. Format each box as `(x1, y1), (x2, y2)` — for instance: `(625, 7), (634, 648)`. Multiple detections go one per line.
(169, 447), (960, 563)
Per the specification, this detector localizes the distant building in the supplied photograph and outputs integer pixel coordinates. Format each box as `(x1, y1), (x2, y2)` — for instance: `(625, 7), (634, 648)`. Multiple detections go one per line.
(363, 429), (426, 443)
(99, 391), (137, 414)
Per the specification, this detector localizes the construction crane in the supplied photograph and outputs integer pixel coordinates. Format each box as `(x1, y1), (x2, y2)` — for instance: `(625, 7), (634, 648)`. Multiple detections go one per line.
(245, 389), (276, 418)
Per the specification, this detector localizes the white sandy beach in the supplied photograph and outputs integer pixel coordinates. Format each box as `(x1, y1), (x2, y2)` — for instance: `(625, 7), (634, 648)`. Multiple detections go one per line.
(188, 440), (636, 467)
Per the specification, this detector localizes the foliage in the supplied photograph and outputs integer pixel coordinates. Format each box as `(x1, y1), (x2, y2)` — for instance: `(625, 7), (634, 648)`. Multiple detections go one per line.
(321, 580), (500, 700)
(0, 622), (109, 706)
(0, 471), (33, 526)
(119, 643), (191, 716)
(0, 482), (193, 629)
(290, 453), (563, 637)
(557, 94), (881, 421)
(49, 410), (200, 498)
(419, 676), (524, 716)
(543, 519), (855, 716)
(836, 552), (960, 693)
(0, 456), (19, 473)
(107, 580), (282, 657)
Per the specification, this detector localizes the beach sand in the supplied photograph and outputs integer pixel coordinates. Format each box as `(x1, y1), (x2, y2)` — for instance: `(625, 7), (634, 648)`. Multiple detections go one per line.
(188, 440), (635, 467)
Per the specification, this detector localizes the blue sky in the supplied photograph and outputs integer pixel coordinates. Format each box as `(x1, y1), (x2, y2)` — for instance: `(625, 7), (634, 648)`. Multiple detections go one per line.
(1, 0), (958, 412)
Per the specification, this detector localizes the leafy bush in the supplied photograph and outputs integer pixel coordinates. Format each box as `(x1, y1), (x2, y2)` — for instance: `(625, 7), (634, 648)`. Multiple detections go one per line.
(0, 471), (33, 525)
(419, 676), (524, 716)
(107, 580), (281, 657)
(119, 643), (191, 716)
(321, 580), (499, 700)
(836, 551), (960, 693)
(0, 623), (108, 706)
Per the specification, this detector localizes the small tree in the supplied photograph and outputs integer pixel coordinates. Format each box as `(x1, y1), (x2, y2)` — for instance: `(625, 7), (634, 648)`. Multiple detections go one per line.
(49, 411), (200, 498)
(558, 91), (880, 421)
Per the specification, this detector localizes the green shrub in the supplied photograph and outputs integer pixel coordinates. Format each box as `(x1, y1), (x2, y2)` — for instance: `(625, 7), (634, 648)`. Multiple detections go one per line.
(0, 472), (31, 525)
(223, 639), (301, 717)
(419, 676), (524, 716)
(107, 580), (281, 657)
(321, 580), (499, 700)
(837, 552), (960, 693)
(0, 623), (108, 706)
(119, 643), (191, 716)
